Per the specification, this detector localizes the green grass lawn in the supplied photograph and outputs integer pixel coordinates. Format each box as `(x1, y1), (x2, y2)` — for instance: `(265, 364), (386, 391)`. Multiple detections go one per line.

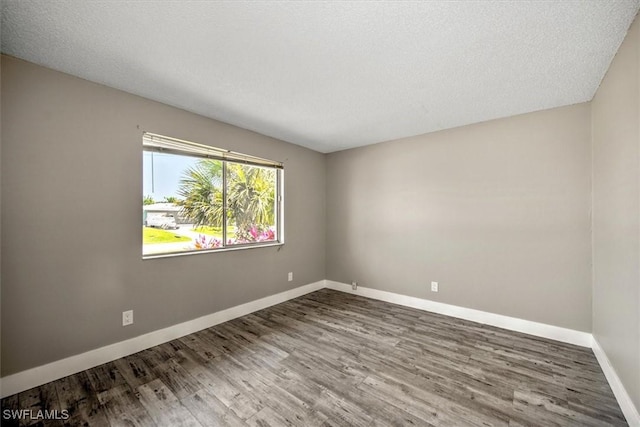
(143, 227), (191, 244)
(193, 226), (236, 239)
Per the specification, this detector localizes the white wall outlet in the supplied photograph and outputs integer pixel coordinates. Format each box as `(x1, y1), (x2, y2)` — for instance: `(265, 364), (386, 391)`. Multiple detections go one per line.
(352, 281), (358, 290)
(288, 272), (293, 281)
(431, 281), (439, 292)
(122, 310), (134, 326)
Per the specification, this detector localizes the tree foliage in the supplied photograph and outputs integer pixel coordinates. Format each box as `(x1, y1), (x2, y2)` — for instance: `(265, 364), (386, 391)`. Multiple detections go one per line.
(177, 160), (276, 241)
(226, 164), (276, 241)
(177, 160), (224, 228)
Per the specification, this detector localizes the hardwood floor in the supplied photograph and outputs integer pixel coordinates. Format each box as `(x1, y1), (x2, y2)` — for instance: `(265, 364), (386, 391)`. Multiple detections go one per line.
(1, 289), (627, 426)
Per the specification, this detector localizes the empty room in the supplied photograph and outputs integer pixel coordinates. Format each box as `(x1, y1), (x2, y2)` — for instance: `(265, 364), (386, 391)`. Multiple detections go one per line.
(1, 1), (639, 426)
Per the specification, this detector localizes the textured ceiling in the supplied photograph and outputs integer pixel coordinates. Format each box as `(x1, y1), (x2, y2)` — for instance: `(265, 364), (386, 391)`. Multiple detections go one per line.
(2, 1), (639, 153)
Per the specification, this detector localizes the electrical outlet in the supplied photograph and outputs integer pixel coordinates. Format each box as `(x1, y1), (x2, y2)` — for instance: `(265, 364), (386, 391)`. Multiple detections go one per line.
(352, 281), (358, 290)
(288, 272), (293, 281)
(431, 281), (439, 292)
(122, 310), (134, 326)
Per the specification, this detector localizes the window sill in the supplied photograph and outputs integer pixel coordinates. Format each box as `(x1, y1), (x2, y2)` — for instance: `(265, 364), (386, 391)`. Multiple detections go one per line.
(142, 241), (284, 260)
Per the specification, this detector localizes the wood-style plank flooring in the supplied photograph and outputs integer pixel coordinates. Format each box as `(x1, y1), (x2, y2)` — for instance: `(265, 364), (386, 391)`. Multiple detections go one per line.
(1, 289), (627, 426)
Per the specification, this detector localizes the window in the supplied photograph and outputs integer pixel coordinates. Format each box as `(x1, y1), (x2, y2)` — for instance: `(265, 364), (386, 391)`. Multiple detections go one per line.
(142, 133), (283, 257)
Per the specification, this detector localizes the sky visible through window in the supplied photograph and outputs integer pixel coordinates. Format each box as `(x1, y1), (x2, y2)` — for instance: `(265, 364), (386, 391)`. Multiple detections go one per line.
(143, 151), (199, 201)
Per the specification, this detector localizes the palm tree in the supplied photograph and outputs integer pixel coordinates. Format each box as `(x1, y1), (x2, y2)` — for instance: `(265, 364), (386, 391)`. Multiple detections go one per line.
(177, 160), (224, 228)
(226, 163), (275, 241)
(177, 160), (275, 241)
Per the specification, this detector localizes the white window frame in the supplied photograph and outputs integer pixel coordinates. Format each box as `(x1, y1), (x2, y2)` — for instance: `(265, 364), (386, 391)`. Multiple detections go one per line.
(143, 132), (284, 259)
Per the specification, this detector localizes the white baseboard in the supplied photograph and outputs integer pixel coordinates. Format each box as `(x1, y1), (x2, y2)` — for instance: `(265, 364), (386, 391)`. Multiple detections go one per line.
(592, 337), (640, 426)
(325, 281), (592, 347)
(0, 280), (325, 399)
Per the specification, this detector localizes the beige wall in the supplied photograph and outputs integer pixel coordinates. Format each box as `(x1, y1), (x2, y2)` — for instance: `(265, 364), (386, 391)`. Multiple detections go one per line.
(592, 16), (640, 410)
(326, 104), (593, 332)
(0, 55), (326, 376)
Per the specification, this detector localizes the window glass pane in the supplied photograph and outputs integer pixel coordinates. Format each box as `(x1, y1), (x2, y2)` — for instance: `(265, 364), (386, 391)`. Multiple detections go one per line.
(143, 134), (281, 257)
(142, 153), (224, 255)
(225, 163), (277, 245)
